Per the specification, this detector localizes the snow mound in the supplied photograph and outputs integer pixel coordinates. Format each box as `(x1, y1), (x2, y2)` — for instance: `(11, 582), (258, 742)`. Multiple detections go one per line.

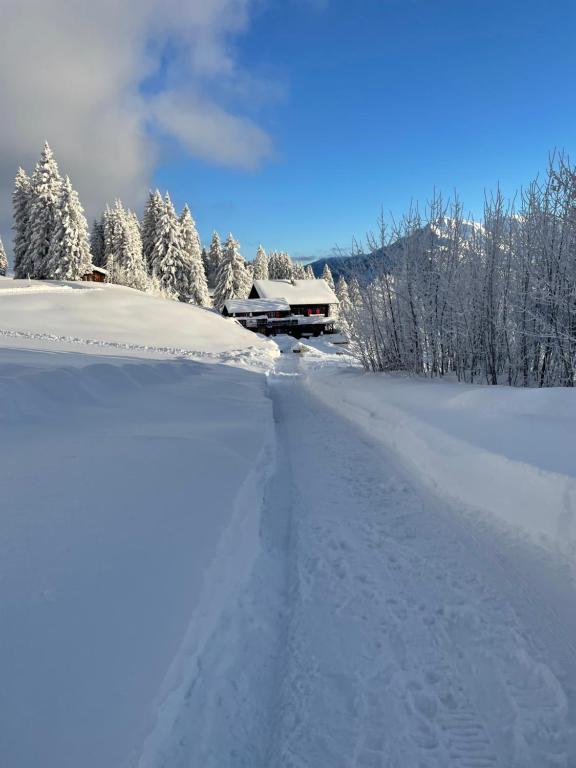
(306, 365), (576, 558)
(0, 278), (278, 365)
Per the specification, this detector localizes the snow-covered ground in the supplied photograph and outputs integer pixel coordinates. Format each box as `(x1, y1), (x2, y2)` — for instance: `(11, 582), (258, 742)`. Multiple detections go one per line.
(2, 287), (576, 768)
(0, 282), (277, 768)
(0, 277), (278, 367)
(146, 346), (576, 767)
(301, 343), (576, 556)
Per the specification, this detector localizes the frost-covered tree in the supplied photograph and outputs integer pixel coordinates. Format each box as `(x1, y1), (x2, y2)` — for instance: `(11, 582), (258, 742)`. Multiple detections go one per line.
(321, 263), (335, 291)
(149, 194), (190, 299)
(252, 245), (269, 280)
(292, 261), (307, 279)
(45, 176), (93, 280)
(90, 218), (106, 267)
(334, 275), (352, 328)
(180, 204), (210, 306)
(28, 142), (63, 278)
(348, 276), (362, 306)
(104, 200), (147, 290)
(141, 189), (164, 271)
(12, 168), (32, 279)
(305, 264), (315, 279)
(204, 231), (223, 288)
(213, 233), (251, 309)
(336, 275), (351, 308)
(0, 239), (7, 276)
(268, 250), (293, 279)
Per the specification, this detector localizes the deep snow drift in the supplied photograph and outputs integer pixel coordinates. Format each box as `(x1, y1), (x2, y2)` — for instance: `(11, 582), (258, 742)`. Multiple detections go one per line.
(0, 277), (277, 365)
(0, 282), (277, 768)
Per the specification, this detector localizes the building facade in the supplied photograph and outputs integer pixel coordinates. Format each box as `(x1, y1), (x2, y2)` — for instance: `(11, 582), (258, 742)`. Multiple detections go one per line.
(223, 279), (339, 338)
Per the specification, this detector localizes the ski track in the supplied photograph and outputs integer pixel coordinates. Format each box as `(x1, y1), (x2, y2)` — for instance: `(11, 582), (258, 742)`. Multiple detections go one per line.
(144, 364), (576, 768)
(0, 327), (269, 367)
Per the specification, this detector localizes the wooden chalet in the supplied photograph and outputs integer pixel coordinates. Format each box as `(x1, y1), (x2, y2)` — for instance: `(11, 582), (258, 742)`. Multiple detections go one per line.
(224, 279), (339, 338)
(82, 266), (108, 283)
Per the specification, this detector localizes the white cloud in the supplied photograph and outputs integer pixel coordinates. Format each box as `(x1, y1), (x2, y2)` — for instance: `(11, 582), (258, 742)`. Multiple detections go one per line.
(0, 0), (273, 248)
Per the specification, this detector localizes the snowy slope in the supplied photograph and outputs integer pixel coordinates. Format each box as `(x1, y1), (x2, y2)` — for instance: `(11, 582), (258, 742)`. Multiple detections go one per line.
(0, 282), (277, 768)
(0, 277), (277, 364)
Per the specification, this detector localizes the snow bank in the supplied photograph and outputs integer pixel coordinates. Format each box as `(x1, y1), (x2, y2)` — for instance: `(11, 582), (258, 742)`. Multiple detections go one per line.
(0, 279), (279, 767)
(0, 278), (278, 364)
(307, 367), (576, 556)
(0, 348), (275, 768)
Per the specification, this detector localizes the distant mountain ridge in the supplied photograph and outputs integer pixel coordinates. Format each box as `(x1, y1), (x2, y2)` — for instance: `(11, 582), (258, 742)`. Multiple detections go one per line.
(310, 218), (485, 280)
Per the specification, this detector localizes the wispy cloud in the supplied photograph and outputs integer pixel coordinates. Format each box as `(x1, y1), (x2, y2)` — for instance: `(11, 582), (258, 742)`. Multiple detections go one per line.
(0, 0), (274, 245)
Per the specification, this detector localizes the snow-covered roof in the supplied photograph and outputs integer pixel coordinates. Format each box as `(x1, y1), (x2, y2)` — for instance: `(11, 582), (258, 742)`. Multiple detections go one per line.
(252, 279), (339, 305)
(91, 266), (109, 275)
(224, 297), (290, 314)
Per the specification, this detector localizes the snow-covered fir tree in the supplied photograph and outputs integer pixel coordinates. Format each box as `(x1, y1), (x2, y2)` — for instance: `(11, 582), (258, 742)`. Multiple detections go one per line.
(0, 238), (7, 276)
(213, 233), (251, 309)
(45, 176), (93, 280)
(90, 218), (106, 267)
(348, 275), (362, 306)
(305, 264), (315, 279)
(292, 261), (307, 279)
(204, 231), (223, 288)
(321, 262), (336, 291)
(180, 204), (210, 306)
(336, 275), (351, 307)
(149, 194), (190, 299)
(12, 168), (32, 279)
(252, 245), (269, 280)
(28, 142), (63, 278)
(141, 189), (164, 272)
(103, 200), (148, 290)
(267, 251), (279, 278)
(268, 250), (293, 279)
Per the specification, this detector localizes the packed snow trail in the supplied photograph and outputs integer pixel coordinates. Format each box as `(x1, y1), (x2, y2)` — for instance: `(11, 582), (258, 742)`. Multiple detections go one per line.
(149, 363), (576, 768)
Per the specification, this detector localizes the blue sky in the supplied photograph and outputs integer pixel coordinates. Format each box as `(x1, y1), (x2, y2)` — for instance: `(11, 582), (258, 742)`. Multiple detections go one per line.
(153, 0), (576, 262)
(1, 1), (574, 262)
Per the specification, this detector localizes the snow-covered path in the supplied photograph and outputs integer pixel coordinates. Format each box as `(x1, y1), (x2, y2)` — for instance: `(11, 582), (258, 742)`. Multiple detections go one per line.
(153, 362), (576, 768)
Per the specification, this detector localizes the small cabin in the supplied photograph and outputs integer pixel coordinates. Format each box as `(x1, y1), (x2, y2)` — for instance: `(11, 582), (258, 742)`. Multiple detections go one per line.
(82, 266), (108, 283)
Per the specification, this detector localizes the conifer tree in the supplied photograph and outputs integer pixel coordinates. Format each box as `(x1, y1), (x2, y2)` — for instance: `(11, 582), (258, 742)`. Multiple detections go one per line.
(90, 218), (106, 267)
(28, 142), (63, 279)
(267, 250), (278, 279)
(268, 250), (293, 279)
(348, 275), (363, 306)
(141, 189), (164, 271)
(45, 176), (93, 280)
(180, 203), (210, 306)
(292, 261), (307, 279)
(335, 276), (351, 335)
(204, 231), (223, 287)
(213, 233), (251, 309)
(305, 264), (315, 279)
(104, 200), (147, 290)
(150, 194), (190, 299)
(321, 262), (336, 291)
(0, 239), (7, 276)
(252, 245), (269, 280)
(336, 275), (351, 307)
(12, 168), (32, 279)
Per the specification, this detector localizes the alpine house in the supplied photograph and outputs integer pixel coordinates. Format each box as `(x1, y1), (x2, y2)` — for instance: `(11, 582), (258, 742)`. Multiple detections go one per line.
(222, 278), (339, 338)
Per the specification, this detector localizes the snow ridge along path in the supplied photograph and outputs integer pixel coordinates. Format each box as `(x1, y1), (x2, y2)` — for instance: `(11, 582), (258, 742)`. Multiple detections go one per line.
(146, 355), (576, 768)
